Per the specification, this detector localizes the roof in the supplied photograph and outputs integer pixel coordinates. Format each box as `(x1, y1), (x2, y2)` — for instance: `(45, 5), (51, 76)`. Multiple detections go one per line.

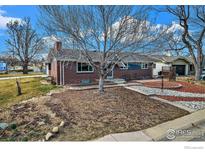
(47, 49), (160, 63)
(148, 55), (193, 64)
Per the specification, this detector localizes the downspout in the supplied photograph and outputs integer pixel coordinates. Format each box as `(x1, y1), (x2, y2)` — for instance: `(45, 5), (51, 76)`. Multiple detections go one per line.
(60, 61), (62, 85)
(63, 61), (65, 85)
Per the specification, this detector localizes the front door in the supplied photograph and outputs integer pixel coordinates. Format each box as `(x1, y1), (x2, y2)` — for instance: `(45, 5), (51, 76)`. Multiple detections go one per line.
(107, 69), (113, 79)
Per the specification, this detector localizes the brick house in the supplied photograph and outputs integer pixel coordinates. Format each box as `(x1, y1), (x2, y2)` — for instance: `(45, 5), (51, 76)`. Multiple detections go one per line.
(46, 42), (158, 85)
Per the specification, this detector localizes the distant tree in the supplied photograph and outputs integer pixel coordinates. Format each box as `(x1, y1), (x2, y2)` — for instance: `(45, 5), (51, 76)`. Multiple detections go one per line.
(0, 55), (20, 70)
(6, 17), (43, 74)
(39, 6), (169, 93)
(166, 6), (205, 80)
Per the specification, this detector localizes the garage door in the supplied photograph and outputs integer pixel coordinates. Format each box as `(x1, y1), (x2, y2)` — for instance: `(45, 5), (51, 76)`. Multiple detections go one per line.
(173, 65), (185, 76)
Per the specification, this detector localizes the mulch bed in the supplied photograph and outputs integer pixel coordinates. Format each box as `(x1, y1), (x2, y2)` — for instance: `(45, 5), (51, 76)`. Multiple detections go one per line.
(144, 81), (182, 89)
(46, 87), (189, 141)
(158, 95), (205, 102)
(144, 81), (205, 93)
(174, 81), (205, 94)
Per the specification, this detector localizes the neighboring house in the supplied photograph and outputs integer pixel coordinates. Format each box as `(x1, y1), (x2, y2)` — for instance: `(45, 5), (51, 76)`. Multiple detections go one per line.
(0, 61), (7, 72)
(46, 42), (158, 85)
(150, 55), (194, 78)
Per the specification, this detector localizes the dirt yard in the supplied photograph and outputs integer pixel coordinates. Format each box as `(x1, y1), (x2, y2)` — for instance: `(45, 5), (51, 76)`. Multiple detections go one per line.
(46, 87), (189, 141)
(0, 86), (189, 141)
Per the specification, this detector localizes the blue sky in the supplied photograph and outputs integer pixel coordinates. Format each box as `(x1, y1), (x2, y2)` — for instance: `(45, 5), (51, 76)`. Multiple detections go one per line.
(0, 5), (175, 54)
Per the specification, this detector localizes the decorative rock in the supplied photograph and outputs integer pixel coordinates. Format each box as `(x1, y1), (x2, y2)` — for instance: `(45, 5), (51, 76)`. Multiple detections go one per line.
(128, 86), (205, 98)
(47, 92), (53, 96)
(38, 121), (45, 126)
(52, 127), (59, 133)
(59, 121), (65, 127)
(0, 123), (9, 130)
(45, 132), (53, 141)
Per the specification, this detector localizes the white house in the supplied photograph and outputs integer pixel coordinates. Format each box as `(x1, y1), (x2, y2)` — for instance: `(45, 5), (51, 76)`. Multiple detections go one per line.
(150, 55), (193, 78)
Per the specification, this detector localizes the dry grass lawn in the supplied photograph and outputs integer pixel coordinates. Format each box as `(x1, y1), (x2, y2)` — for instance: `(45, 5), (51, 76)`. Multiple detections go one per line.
(0, 78), (57, 107)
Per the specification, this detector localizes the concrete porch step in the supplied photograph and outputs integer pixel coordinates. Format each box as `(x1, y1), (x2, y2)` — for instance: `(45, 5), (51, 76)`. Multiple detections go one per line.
(105, 78), (126, 84)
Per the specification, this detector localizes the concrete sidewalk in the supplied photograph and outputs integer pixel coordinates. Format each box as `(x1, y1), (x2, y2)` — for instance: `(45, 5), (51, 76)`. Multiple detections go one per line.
(97, 131), (152, 141)
(96, 108), (205, 141)
(0, 75), (48, 80)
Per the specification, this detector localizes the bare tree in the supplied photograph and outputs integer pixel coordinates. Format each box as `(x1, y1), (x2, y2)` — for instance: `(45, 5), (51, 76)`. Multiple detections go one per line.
(167, 6), (205, 80)
(39, 6), (168, 93)
(6, 17), (43, 74)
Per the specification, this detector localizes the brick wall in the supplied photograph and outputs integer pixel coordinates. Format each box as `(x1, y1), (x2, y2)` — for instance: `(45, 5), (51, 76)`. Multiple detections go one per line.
(52, 61), (153, 85)
(50, 60), (60, 84)
(63, 61), (98, 84)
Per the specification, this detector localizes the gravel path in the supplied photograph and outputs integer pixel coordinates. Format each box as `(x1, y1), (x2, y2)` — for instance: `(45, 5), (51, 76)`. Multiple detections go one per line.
(128, 86), (205, 98)
(173, 101), (205, 111)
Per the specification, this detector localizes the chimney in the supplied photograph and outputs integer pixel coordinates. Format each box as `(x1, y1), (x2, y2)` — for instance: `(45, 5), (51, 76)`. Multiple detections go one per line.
(54, 41), (62, 52)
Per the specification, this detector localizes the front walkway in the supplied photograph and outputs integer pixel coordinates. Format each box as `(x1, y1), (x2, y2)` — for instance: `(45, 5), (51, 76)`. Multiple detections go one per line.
(67, 83), (142, 90)
(126, 85), (205, 112)
(126, 86), (205, 98)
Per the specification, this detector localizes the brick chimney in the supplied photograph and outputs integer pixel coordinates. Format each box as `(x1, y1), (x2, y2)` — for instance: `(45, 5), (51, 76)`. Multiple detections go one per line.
(54, 41), (62, 52)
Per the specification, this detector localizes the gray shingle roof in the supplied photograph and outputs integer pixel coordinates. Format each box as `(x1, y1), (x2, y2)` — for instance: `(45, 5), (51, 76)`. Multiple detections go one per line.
(47, 49), (160, 63)
(148, 55), (193, 64)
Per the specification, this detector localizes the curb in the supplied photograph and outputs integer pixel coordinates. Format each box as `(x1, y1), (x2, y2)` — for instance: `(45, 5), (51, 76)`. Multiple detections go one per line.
(143, 108), (205, 141)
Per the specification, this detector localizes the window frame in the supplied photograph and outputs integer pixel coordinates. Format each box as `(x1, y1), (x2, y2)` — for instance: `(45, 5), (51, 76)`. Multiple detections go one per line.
(141, 63), (148, 69)
(76, 62), (94, 73)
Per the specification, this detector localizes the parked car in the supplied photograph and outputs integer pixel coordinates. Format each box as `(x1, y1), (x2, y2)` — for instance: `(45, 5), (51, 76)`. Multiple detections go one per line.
(201, 69), (205, 80)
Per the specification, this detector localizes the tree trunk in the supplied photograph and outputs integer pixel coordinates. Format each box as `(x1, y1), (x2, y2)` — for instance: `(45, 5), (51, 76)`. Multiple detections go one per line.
(194, 65), (202, 81)
(99, 75), (104, 94)
(22, 63), (28, 74)
(16, 79), (22, 96)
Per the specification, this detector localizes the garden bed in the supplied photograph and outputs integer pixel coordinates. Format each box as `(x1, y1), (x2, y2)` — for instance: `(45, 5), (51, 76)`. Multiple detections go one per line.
(143, 81), (182, 89)
(174, 81), (205, 94)
(45, 87), (189, 141)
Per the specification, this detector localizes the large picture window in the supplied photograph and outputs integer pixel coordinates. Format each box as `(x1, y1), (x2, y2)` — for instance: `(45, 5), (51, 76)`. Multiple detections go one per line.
(77, 62), (94, 73)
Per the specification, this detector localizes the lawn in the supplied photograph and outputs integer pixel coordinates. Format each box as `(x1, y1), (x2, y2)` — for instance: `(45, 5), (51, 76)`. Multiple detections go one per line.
(0, 73), (45, 78)
(0, 77), (57, 107)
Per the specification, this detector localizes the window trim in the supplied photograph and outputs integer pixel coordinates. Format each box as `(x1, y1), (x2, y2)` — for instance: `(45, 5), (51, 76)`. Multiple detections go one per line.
(76, 62), (94, 73)
(141, 63), (148, 69)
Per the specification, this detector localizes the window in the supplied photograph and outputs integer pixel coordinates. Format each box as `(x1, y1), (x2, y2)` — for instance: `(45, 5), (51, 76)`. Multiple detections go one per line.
(153, 63), (156, 69)
(141, 63), (148, 69)
(77, 62), (94, 73)
(119, 62), (128, 70)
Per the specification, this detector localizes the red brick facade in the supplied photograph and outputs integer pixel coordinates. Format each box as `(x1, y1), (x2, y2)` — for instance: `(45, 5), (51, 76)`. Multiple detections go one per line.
(50, 61), (153, 85)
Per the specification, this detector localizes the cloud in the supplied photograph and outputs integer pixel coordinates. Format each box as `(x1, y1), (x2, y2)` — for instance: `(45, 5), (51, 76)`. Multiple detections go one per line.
(0, 7), (21, 29)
